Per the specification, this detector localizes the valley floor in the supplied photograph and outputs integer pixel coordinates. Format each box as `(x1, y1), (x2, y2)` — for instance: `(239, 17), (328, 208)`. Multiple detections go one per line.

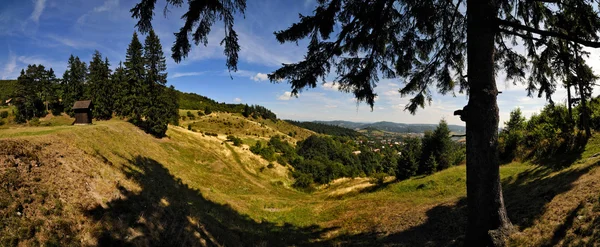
(2, 119), (600, 246)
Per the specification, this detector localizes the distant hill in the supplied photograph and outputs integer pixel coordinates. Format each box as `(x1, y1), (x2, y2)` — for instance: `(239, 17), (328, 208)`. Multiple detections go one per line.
(315, 120), (466, 134)
(285, 120), (361, 138)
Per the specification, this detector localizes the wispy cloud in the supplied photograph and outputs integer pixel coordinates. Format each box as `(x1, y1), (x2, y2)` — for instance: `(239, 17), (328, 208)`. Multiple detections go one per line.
(171, 72), (205, 78)
(1, 52), (17, 80)
(234, 97), (242, 103)
(94, 0), (119, 12)
(30, 0), (46, 23)
(47, 34), (98, 49)
(277, 91), (292, 100)
(251, 72), (269, 81)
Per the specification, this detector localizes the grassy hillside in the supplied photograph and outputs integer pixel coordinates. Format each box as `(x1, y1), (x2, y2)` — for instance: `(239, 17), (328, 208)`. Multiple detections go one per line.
(179, 111), (315, 145)
(2, 118), (600, 245)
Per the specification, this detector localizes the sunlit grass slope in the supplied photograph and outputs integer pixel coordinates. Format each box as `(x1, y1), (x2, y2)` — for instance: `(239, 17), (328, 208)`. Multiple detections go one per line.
(179, 111), (315, 144)
(2, 118), (600, 246)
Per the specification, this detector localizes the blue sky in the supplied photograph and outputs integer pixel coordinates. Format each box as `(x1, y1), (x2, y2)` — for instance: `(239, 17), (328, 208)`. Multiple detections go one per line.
(2, 0), (599, 127)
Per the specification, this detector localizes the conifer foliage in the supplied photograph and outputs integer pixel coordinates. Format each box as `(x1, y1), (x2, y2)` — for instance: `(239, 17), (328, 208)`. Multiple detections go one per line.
(62, 55), (88, 116)
(87, 51), (114, 120)
(13, 31), (178, 138)
(14, 65), (60, 123)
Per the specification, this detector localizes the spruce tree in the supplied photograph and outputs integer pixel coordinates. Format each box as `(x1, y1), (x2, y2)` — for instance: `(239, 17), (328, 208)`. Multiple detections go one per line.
(123, 32), (146, 122)
(143, 30), (170, 137)
(88, 51), (114, 120)
(112, 62), (127, 117)
(132, 0), (600, 244)
(62, 55), (87, 116)
(14, 65), (54, 122)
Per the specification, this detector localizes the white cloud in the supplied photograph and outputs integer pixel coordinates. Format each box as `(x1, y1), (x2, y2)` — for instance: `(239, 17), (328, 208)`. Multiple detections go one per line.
(1, 52), (17, 80)
(94, 0), (120, 12)
(322, 82), (340, 91)
(30, 0), (46, 23)
(251, 72), (269, 81)
(277, 91), (292, 100)
(171, 72), (204, 78)
(325, 104), (338, 108)
(234, 97), (242, 102)
(382, 90), (399, 96)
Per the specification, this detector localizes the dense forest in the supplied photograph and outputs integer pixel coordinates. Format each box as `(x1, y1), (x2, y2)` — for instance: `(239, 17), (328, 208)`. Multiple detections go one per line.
(285, 120), (361, 138)
(10, 30), (179, 137)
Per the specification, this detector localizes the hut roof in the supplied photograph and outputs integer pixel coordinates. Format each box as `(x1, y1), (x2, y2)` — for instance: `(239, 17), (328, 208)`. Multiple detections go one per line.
(72, 100), (92, 110)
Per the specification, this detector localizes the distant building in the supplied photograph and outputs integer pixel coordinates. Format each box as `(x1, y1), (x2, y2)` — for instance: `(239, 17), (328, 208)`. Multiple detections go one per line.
(352, 150), (362, 155)
(373, 149), (380, 153)
(72, 100), (92, 125)
(4, 98), (11, 106)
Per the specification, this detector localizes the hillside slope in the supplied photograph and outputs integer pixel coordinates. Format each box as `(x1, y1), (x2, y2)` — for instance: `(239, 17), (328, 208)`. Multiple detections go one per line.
(2, 120), (600, 246)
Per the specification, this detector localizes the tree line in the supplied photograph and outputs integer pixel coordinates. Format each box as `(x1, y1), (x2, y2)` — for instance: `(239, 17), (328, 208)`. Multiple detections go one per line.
(285, 120), (362, 138)
(12, 30), (179, 137)
(248, 120), (464, 189)
(178, 91), (277, 121)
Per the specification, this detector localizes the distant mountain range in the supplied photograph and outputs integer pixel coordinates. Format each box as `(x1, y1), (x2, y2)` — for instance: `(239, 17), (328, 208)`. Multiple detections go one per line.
(314, 120), (466, 134)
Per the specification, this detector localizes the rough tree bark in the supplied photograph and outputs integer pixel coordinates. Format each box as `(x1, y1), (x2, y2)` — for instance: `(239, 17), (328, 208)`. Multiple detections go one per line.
(575, 46), (592, 138)
(465, 0), (513, 245)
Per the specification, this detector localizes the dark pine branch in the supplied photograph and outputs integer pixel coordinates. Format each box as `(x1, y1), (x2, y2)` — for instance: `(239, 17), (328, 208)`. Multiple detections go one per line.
(497, 18), (600, 48)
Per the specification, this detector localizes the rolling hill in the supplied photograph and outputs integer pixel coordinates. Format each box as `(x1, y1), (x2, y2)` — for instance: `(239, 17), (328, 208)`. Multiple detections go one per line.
(1, 114), (600, 245)
(316, 120), (467, 134)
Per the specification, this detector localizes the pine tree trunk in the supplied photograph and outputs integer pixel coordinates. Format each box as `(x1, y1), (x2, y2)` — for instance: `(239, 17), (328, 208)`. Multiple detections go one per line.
(465, 0), (512, 245)
(575, 46), (591, 138)
(567, 83), (573, 124)
(578, 80), (591, 137)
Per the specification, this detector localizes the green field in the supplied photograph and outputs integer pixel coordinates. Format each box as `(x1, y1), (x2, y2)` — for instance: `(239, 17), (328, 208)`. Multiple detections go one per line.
(1, 117), (600, 246)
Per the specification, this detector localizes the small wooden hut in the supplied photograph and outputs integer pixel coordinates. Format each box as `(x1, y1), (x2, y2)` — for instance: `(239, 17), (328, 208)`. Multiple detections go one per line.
(72, 100), (92, 125)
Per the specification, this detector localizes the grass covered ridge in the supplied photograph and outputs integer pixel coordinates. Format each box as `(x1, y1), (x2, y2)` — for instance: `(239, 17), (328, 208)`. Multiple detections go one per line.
(1, 119), (600, 245)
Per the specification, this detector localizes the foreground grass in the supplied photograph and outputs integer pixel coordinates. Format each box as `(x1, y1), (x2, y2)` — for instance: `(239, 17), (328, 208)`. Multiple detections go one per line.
(1, 119), (600, 246)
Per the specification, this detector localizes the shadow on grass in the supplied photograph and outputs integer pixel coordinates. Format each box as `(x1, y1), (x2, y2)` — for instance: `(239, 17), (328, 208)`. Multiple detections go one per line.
(85, 154), (600, 246)
(86, 156), (338, 246)
(503, 160), (599, 229)
(326, 161), (600, 246)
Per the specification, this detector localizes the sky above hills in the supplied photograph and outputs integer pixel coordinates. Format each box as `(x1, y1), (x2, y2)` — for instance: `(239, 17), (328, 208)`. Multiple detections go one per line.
(2, 0), (600, 127)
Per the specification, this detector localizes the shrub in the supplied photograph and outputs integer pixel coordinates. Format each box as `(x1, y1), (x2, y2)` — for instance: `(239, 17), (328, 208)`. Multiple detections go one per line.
(0, 111), (8, 119)
(29, 117), (40, 126)
(267, 163), (275, 169)
(186, 111), (195, 120)
(226, 135), (243, 146)
(293, 172), (314, 189)
(188, 124), (192, 130)
(370, 172), (387, 186)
